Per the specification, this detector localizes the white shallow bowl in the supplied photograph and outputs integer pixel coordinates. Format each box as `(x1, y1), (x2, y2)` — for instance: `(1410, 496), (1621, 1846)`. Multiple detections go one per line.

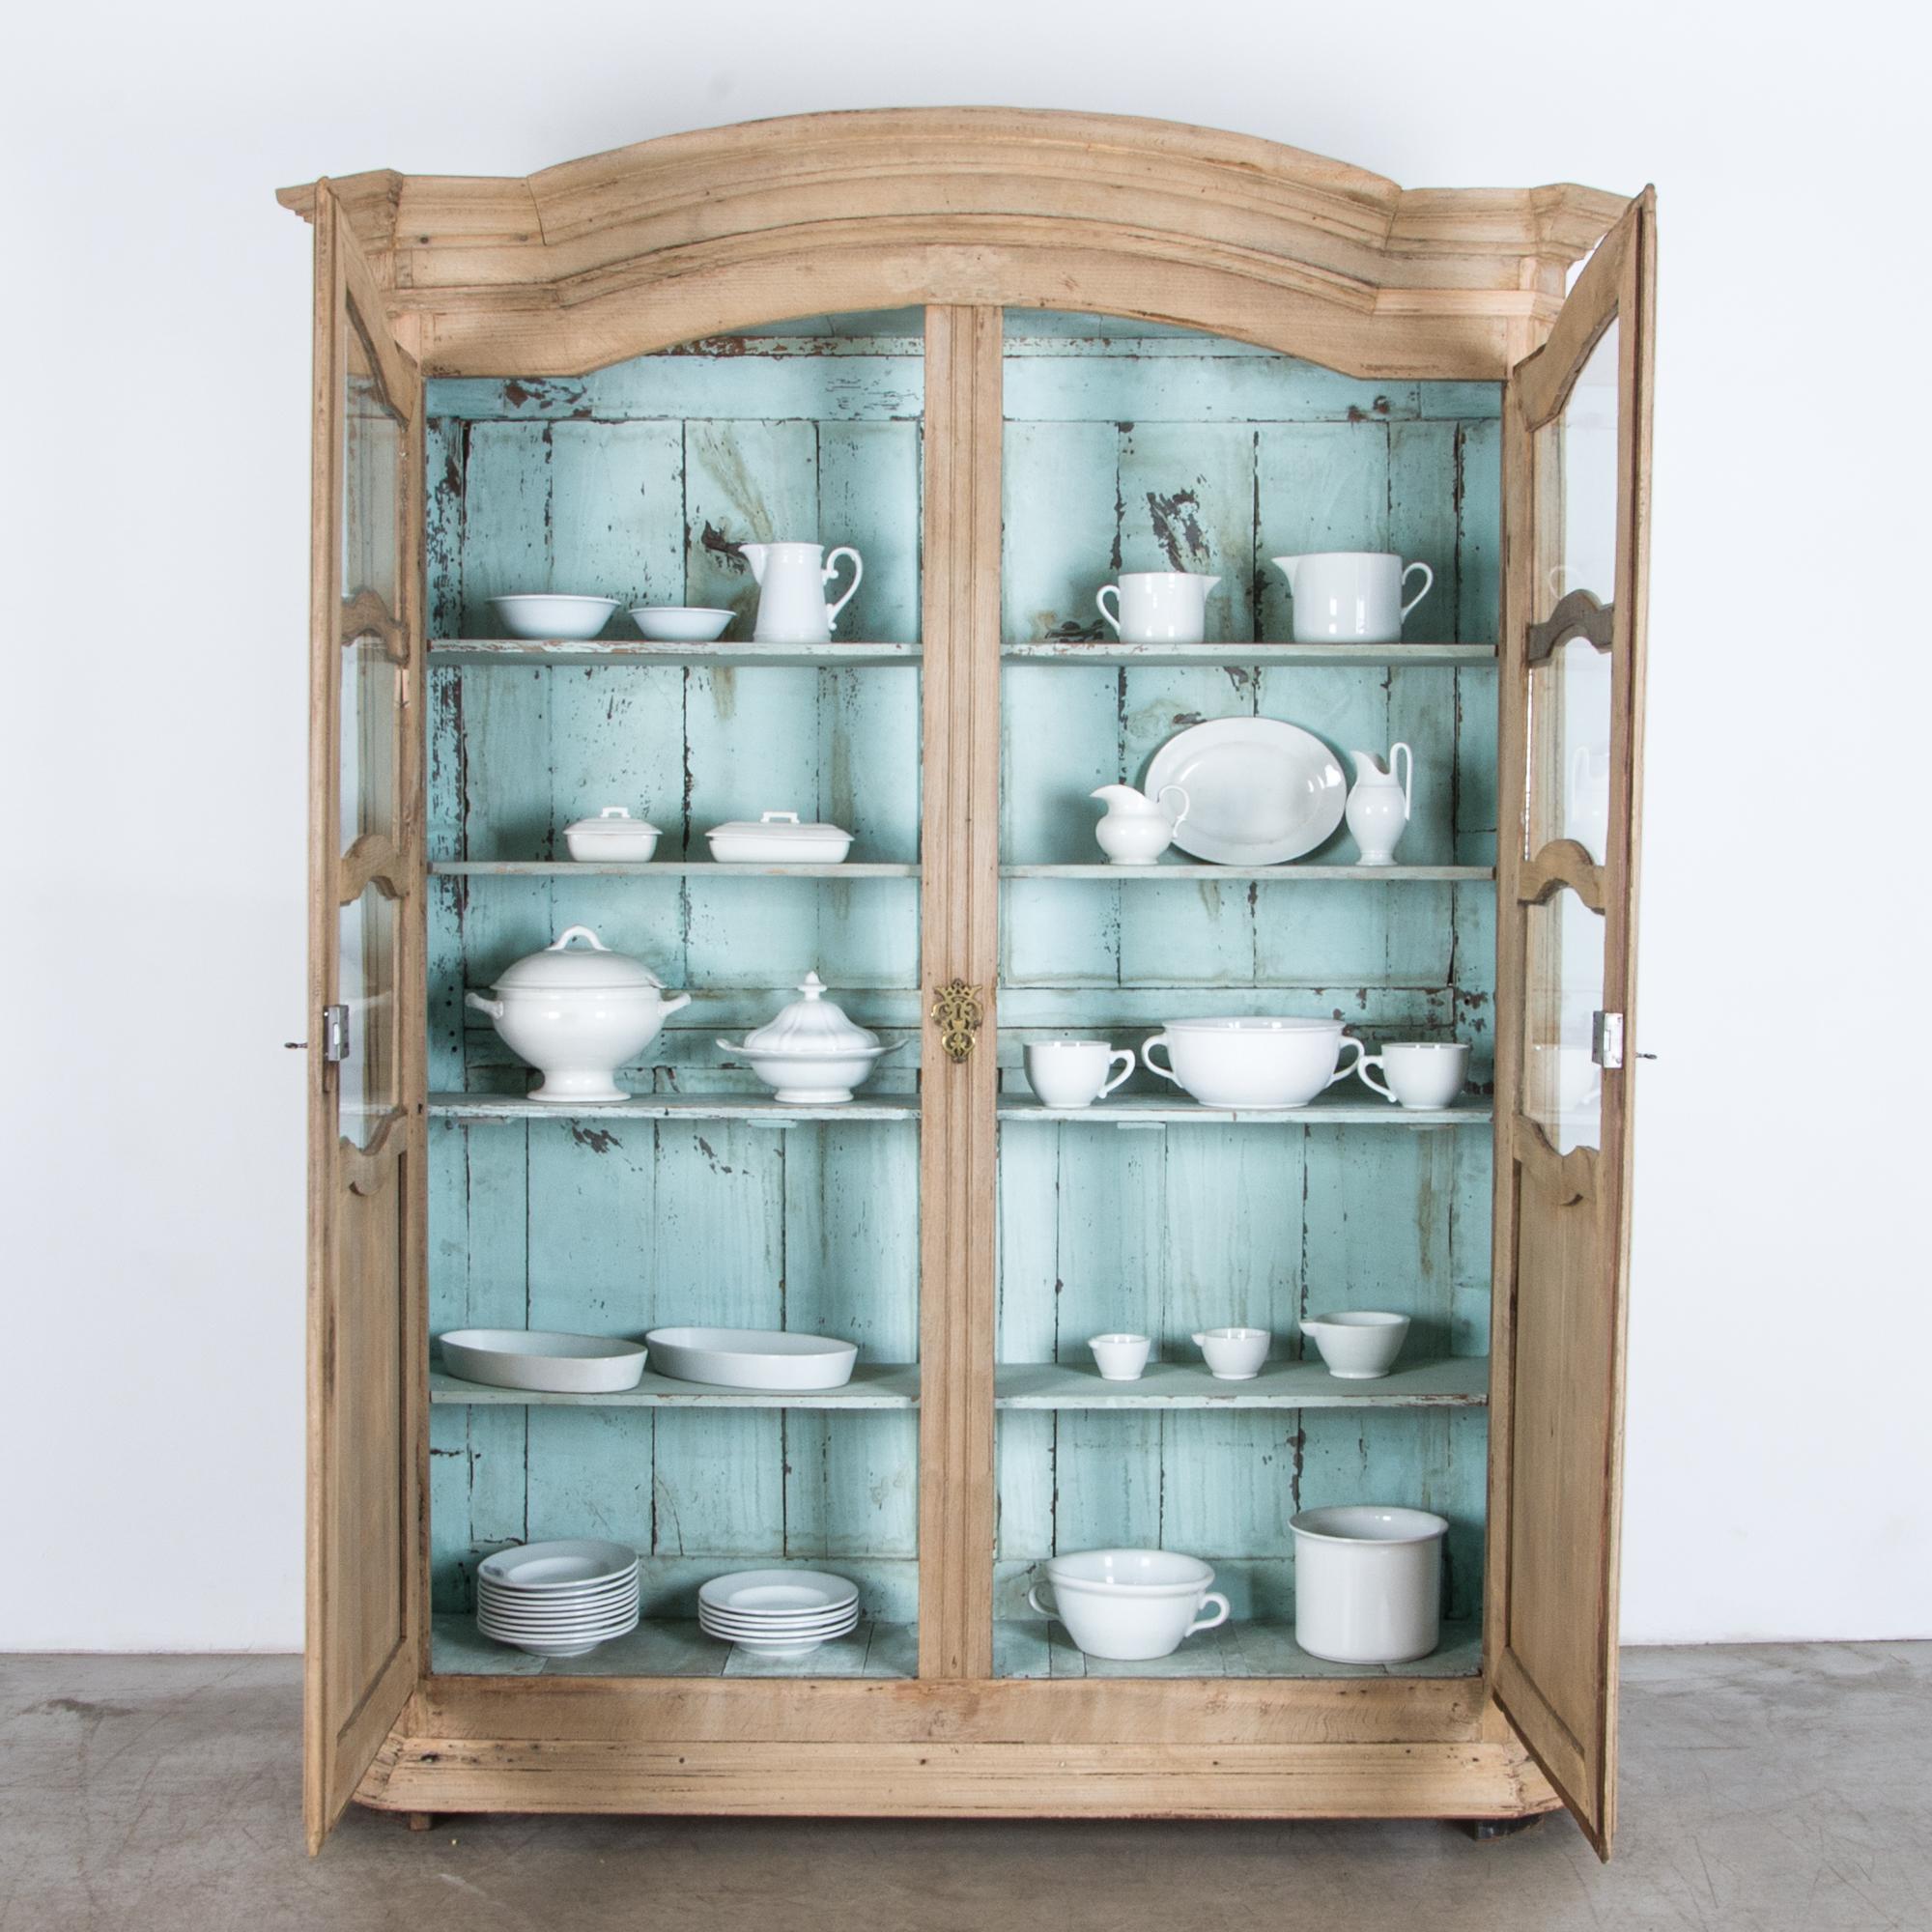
(630, 605), (732, 642)
(698, 1572), (859, 1616)
(477, 1540), (639, 1593)
(1290, 1505), (1446, 1663)
(716, 1038), (900, 1104)
(1030, 1549), (1231, 1662)
(1298, 1311), (1410, 1379)
(440, 1329), (648, 1394)
(646, 1328), (858, 1391)
(489, 594), (620, 639)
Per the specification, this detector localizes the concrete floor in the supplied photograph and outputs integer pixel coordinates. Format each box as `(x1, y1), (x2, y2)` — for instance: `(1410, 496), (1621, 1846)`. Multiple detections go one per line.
(2, 1645), (1927, 1931)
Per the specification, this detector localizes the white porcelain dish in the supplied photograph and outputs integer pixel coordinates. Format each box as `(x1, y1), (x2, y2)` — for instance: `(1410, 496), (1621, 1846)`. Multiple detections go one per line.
(1192, 1326), (1270, 1379)
(562, 807), (662, 863)
(478, 1540), (639, 1593)
(1143, 1016), (1366, 1109)
(717, 972), (901, 1103)
(645, 1328), (859, 1391)
(630, 605), (732, 642)
(1290, 1505), (1446, 1663)
(704, 811), (854, 865)
(698, 1572), (860, 1616)
(1089, 1333), (1151, 1381)
(466, 926), (690, 1104)
(1299, 1312), (1410, 1379)
(1145, 718), (1346, 865)
(439, 1328), (648, 1394)
(475, 1539), (641, 1657)
(489, 593), (620, 640)
(1028, 1549), (1231, 1662)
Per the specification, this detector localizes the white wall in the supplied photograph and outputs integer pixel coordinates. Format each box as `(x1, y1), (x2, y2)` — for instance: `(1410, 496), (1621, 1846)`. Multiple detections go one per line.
(2, 0), (1925, 1651)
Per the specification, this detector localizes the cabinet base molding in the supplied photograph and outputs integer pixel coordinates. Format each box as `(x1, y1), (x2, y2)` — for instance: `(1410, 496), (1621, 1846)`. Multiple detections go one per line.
(354, 1676), (1559, 1822)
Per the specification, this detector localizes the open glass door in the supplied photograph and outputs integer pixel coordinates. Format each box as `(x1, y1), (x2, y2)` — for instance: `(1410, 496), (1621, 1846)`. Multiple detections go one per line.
(304, 183), (425, 1852)
(1489, 190), (1654, 1859)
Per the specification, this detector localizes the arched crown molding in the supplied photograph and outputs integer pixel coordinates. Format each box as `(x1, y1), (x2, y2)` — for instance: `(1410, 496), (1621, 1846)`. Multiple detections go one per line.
(279, 107), (1628, 380)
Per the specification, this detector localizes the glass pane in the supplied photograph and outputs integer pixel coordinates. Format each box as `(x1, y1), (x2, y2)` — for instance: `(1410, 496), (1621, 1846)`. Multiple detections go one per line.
(339, 638), (399, 852)
(337, 883), (399, 1150)
(1522, 887), (1604, 1154)
(341, 321), (402, 614)
(1526, 320), (1617, 865)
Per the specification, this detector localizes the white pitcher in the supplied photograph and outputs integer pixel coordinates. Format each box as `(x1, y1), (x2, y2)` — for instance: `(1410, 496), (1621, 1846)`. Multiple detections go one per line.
(1091, 782), (1189, 866)
(1095, 571), (1220, 645)
(1273, 552), (1433, 644)
(740, 541), (864, 644)
(1345, 743), (1413, 866)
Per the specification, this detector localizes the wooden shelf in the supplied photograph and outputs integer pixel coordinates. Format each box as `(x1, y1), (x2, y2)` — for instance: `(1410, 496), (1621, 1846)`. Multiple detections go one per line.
(431, 860), (918, 878)
(997, 1094), (1491, 1126)
(1002, 640), (1495, 668)
(432, 1613), (915, 1680)
(995, 1357), (1487, 1408)
(995, 1617), (1482, 1680)
(429, 639), (920, 668)
(431, 1363), (920, 1408)
(430, 1092), (921, 1123)
(1003, 863), (1493, 881)
(431, 1612), (1479, 1682)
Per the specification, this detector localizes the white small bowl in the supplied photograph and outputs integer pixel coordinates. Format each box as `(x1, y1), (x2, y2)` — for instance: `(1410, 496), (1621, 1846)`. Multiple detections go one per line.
(1089, 1333), (1151, 1381)
(490, 593), (620, 639)
(1193, 1325), (1270, 1379)
(1300, 1311), (1409, 1379)
(631, 605), (733, 642)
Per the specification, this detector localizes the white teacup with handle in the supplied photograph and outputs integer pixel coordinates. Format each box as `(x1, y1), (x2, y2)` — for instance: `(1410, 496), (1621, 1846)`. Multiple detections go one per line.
(1025, 1039), (1136, 1109)
(1357, 1040), (1471, 1110)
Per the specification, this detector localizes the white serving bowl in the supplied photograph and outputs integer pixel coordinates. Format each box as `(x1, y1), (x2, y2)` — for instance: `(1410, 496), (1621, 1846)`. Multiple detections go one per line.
(631, 605), (733, 642)
(1193, 1325), (1270, 1379)
(465, 925), (690, 1104)
(440, 1329), (648, 1394)
(717, 1038), (901, 1104)
(1029, 1549), (1231, 1662)
(562, 807), (662, 863)
(489, 593), (620, 639)
(645, 1327), (858, 1391)
(1143, 1016), (1366, 1109)
(1290, 1506), (1446, 1663)
(1299, 1311), (1410, 1379)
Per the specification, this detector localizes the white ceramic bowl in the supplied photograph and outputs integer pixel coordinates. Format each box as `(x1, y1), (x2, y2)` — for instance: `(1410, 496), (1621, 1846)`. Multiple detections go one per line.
(1290, 1505), (1446, 1663)
(489, 593), (620, 639)
(439, 1328), (648, 1394)
(563, 807), (662, 863)
(1029, 1549), (1231, 1661)
(1299, 1311), (1410, 1379)
(1193, 1326), (1270, 1379)
(1089, 1333), (1151, 1381)
(1143, 1017), (1366, 1109)
(631, 605), (733, 642)
(715, 1037), (901, 1104)
(645, 1327), (858, 1391)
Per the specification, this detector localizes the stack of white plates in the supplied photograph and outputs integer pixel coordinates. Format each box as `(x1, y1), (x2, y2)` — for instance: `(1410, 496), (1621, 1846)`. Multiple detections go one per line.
(697, 1570), (860, 1659)
(476, 1540), (640, 1658)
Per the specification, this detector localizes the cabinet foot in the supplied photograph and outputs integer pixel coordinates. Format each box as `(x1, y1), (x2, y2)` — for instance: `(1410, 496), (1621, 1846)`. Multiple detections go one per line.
(405, 1812), (436, 1833)
(1457, 1814), (1545, 1843)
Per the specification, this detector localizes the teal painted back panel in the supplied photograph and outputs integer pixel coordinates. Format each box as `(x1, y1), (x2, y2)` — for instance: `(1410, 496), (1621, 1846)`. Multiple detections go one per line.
(425, 322), (924, 1615)
(993, 317), (1500, 1634)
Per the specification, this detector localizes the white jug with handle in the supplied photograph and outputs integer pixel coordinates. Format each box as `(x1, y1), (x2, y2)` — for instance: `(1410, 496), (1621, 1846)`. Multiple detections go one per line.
(740, 541), (864, 643)
(1345, 742), (1413, 866)
(1272, 552), (1433, 644)
(1091, 782), (1189, 866)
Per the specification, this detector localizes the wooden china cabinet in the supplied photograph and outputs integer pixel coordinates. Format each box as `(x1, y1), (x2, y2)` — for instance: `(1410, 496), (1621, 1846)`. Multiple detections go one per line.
(284, 110), (1653, 1857)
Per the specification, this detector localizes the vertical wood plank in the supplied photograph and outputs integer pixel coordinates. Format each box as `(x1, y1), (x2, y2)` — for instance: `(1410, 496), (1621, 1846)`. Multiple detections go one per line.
(918, 305), (1003, 1678)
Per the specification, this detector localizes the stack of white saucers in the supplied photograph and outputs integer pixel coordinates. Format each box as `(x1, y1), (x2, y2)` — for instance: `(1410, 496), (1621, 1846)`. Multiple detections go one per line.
(696, 1570), (859, 1660)
(476, 1540), (639, 1658)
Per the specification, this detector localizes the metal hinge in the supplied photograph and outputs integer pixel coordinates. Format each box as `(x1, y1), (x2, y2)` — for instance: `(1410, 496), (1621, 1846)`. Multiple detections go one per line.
(322, 1004), (352, 1064)
(1592, 1010), (1624, 1069)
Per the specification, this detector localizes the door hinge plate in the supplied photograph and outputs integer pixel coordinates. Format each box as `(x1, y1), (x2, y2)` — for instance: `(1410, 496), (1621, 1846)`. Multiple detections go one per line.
(323, 1004), (352, 1065)
(1592, 1010), (1624, 1069)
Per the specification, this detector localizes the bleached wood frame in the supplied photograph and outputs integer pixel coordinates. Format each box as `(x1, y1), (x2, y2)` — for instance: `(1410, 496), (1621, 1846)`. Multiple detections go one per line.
(286, 108), (1646, 1855)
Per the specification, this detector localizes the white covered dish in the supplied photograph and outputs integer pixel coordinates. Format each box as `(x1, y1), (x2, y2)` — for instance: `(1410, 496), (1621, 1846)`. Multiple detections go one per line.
(644, 1327), (859, 1391)
(705, 810), (853, 865)
(717, 971), (902, 1103)
(465, 925), (691, 1104)
(563, 806), (662, 863)
(439, 1328), (649, 1394)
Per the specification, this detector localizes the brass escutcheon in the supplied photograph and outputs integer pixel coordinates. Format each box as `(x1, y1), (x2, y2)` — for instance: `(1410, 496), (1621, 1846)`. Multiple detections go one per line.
(930, 980), (984, 1064)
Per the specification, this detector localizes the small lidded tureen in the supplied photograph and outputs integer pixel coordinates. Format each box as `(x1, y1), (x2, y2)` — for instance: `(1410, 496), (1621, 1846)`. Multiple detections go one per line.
(717, 972), (902, 1104)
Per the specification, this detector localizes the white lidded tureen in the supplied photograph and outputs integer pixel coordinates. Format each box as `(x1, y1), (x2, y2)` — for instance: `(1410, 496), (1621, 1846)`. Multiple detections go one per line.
(705, 810), (853, 865)
(717, 972), (901, 1103)
(562, 806), (662, 863)
(466, 926), (691, 1104)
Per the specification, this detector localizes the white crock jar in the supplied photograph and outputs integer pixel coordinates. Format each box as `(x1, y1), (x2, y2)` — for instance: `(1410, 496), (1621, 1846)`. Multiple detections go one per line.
(1290, 1505), (1447, 1663)
(465, 926), (691, 1104)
